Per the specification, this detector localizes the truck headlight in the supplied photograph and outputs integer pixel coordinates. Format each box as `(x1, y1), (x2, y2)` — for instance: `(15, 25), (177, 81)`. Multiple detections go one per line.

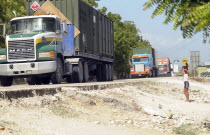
(0, 55), (6, 60)
(146, 68), (150, 71)
(39, 51), (55, 58)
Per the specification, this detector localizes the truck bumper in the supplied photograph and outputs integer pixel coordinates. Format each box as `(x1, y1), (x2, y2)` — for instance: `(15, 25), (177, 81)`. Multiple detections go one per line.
(130, 73), (149, 77)
(130, 68), (150, 77)
(158, 70), (167, 76)
(0, 61), (56, 76)
(158, 73), (167, 75)
(130, 72), (150, 77)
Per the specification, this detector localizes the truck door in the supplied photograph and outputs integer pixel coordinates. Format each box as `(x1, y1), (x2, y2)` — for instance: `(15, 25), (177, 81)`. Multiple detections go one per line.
(56, 19), (63, 48)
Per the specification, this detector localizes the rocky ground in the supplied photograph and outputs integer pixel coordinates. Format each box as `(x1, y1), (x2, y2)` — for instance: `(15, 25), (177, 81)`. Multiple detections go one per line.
(0, 77), (210, 135)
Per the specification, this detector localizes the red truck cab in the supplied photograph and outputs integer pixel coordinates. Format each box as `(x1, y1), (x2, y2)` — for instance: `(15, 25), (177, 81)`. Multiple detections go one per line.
(158, 57), (171, 77)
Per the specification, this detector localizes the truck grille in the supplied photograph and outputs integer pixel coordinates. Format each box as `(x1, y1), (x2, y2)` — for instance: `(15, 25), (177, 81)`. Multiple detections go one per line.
(8, 39), (35, 61)
(135, 63), (145, 72)
(159, 70), (164, 74)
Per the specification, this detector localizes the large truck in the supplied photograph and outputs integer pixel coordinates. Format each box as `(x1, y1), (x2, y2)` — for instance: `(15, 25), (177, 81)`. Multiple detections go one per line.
(158, 57), (172, 76)
(130, 47), (158, 78)
(0, 0), (114, 86)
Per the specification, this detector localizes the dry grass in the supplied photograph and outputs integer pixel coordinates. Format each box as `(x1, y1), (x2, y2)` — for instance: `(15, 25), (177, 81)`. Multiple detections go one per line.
(173, 124), (198, 135)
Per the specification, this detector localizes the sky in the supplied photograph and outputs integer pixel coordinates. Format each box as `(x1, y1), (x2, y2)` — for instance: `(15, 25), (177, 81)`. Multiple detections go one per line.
(98, 0), (210, 65)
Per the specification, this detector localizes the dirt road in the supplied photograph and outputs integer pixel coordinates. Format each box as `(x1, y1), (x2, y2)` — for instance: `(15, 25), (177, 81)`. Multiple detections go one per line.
(0, 77), (210, 135)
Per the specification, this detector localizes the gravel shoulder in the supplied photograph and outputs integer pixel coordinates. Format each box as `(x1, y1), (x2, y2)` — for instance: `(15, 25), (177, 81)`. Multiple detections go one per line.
(0, 77), (210, 135)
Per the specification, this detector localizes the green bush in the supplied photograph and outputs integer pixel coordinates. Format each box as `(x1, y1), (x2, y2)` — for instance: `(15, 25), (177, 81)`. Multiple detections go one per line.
(173, 124), (198, 135)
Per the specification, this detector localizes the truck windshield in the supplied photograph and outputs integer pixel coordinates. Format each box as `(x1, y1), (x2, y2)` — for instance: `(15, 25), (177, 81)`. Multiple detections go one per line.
(10, 18), (56, 34)
(133, 57), (148, 62)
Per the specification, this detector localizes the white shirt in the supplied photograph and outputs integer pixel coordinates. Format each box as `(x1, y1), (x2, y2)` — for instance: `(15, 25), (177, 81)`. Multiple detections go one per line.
(183, 74), (188, 82)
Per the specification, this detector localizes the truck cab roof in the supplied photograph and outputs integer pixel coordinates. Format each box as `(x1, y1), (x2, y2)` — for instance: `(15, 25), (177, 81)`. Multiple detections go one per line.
(132, 54), (151, 57)
(11, 15), (60, 21)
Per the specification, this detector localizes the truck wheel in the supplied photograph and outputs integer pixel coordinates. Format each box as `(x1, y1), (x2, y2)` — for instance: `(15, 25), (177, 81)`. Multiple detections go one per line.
(83, 62), (89, 82)
(1, 77), (13, 87)
(108, 64), (112, 81)
(152, 70), (156, 77)
(148, 70), (152, 78)
(96, 64), (102, 81)
(51, 58), (63, 84)
(72, 61), (83, 83)
(27, 77), (36, 85)
(155, 70), (158, 77)
(66, 75), (73, 83)
(102, 64), (109, 81)
(110, 64), (114, 81)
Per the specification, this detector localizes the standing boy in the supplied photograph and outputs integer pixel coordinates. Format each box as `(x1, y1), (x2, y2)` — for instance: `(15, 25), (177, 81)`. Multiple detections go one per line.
(181, 69), (190, 102)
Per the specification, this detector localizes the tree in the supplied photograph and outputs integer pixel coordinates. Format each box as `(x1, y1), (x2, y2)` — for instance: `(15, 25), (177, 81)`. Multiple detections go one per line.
(144, 0), (210, 43)
(0, 0), (26, 48)
(81, 0), (99, 7)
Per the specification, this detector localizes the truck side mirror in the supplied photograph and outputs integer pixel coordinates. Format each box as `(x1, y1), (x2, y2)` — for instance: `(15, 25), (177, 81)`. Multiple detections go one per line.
(0, 24), (6, 38)
(62, 21), (67, 34)
(56, 30), (61, 35)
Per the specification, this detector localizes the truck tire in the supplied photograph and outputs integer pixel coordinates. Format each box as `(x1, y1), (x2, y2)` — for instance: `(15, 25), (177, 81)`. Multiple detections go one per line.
(151, 70), (155, 77)
(27, 77), (42, 85)
(72, 61), (83, 83)
(102, 64), (109, 81)
(105, 64), (109, 81)
(1, 77), (13, 87)
(153, 70), (156, 77)
(51, 58), (63, 84)
(66, 75), (73, 83)
(110, 64), (114, 81)
(108, 64), (112, 81)
(96, 64), (102, 81)
(27, 77), (36, 85)
(83, 62), (89, 82)
(148, 70), (152, 78)
(155, 70), (158, 77)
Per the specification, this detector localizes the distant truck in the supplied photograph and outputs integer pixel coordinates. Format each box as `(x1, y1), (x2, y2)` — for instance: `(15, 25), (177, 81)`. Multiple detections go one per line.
(0, 0), (114, 86)
(158, 57), (171, 76)
(130, 47), (158, 78)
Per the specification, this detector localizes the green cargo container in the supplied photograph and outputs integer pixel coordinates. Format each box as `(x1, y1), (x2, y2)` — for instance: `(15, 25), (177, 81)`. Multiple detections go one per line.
(26, 0), (114, 60)
(132, 47), (157, 67)
(133, 47), (152, 55)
